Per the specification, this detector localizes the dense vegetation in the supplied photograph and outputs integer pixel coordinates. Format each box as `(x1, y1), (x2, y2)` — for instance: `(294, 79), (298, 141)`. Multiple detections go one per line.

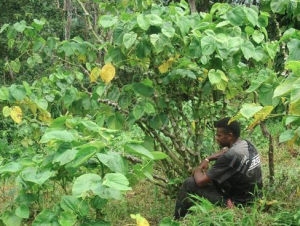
(0, 0), (300, 225)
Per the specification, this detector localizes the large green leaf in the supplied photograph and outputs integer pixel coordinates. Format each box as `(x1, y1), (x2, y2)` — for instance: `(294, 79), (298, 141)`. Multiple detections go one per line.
(123, 32), (137, 49)
(279, 130), (295, 143)
(244, 7), (258, 26)
(2, 211), (22, 226)
(98, 15), (118, 28)
(102, 173), (131, 191)
(285, 61), (300, 76)
(21, 168), (55, 186)
(81, 120), (100, 132)
(97, 187), (123, 200)
(287, 39), (300, 61)
(137, 14), (150, 30)
(252, 31), (264, 44)
(291, 88), (300, 104)
(106, 113), (125, 130)
(40, 130), (76, 143)
(133, 104), (144, 120)
(97, 152), (128, 175)
(201, 36), (216, 56)
(208, 69), (225, 85)
(66, 146), (97, 169)
(13, 20), (26, 32)
(246, 71), (269, 93)
(32, 210), (59, 226)
(124, 144), (154, 159)
(150, 34), (170, 53)
(148, 14), (163, 26)
(273, 76), (299, 98)
(241, 41), (255, 60)
(189, 36), (201, 58)
(58, 211), (77, 226)
(162, 22), (175, 38)
(132, 83), (154, 97)
(0, 87), (9, 100)
(60, 196), (89, 217)
(240, 104), (263, 119)
(270, 0), (289, 13)
(0, 162), (22, 174)
(176, 16), (190, 36)
(72, 173), (103, 197)
(9, 85), (26, 101)
(53, 148), (78, 166)
(265, 41), (279, 59)
(226, 6), (246, 26)
(136, 38), (151, 59)
(15, 204), (29, 219)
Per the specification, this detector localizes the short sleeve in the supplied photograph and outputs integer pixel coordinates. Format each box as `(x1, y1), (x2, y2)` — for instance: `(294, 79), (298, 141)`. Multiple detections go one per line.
(206, 154), (237, 184)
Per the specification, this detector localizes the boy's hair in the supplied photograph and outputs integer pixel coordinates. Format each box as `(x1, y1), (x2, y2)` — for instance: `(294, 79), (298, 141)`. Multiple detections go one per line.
(215, 117), (241, 138)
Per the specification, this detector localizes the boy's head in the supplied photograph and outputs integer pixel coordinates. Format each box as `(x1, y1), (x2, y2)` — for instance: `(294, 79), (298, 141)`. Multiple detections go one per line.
(215, 117), (241, 147)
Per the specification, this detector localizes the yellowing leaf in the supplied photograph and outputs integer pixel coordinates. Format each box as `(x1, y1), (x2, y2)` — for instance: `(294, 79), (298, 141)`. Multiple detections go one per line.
(100, 63), (116, 84)
(158, 58), (174, 74)
(290, 99), (300, 116)
(2, 106), (11, 117)
(191, 121), (196, 129)
(78, 54), (86, 64)
(266, 200), (278, 206)
(39, 111), (52, 123)
(228, 113), (242, 124)
(10, 106), (22, 124)
(130, 214), (150, 226)
(24, 97), (37, 115)
(90, 67), (101, 83)
(287, 134), (298, 148)
(248, 106), (274, 129)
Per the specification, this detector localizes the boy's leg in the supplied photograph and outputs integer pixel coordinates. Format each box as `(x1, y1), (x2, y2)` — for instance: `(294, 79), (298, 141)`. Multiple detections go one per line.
(174, 177), (224, 219)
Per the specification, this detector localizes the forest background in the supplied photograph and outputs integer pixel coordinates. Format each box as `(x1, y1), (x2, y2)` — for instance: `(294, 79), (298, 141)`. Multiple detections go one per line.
(0, 0), (300, 225)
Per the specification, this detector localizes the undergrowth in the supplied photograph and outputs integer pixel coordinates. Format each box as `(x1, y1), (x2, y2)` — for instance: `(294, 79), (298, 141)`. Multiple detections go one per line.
(102, 145), (300, 226)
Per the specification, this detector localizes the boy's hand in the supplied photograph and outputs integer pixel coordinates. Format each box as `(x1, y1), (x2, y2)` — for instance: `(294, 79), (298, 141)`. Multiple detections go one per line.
(226, 198), (234, 209)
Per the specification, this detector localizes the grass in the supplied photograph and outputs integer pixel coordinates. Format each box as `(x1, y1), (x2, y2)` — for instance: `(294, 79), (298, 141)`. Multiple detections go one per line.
(0, 142), (299, 226)
(101, 143), (300, 226)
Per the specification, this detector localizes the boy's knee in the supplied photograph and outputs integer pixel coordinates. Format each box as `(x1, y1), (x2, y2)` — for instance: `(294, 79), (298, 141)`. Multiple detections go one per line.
(183, 177), (197, 189)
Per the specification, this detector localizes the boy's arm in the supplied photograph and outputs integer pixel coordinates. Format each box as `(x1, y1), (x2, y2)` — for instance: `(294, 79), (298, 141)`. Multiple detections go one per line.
(195, 147), (229, 172)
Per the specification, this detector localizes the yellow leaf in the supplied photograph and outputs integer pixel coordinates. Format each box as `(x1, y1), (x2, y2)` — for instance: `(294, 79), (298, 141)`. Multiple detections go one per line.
(287, 134), (298, 148)
(90, 67), (101, 83)
(248, 106), (274, 129)
(38, 111), (52, 123)
(130, 214), (150, 226)
(290, 99), (300, 116)
(266, 200), (278, 206)
(10, 106), (22, 124)
(158, 58), (174, 74)
(228, 113), (242, 124)
(100, 63), (116, 84)
(191, 121), (196, 129)
(78, 54), (86, 64)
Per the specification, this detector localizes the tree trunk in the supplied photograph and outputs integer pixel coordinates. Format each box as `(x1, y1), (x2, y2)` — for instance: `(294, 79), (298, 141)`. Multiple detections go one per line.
(188, 0), (196, 13)
(260, 122), (275, 184)
(64, 0), (72, 40)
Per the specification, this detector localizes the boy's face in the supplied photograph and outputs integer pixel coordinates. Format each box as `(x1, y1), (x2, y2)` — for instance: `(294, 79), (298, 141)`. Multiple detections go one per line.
(215, 128), (232, 148)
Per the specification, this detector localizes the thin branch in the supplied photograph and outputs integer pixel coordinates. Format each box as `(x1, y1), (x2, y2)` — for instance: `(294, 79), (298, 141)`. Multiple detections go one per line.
(76, 0), (103, 43)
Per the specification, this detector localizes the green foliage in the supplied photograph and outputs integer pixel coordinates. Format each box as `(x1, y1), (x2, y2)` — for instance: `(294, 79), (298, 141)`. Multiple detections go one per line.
(1, 1), (300, 224)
